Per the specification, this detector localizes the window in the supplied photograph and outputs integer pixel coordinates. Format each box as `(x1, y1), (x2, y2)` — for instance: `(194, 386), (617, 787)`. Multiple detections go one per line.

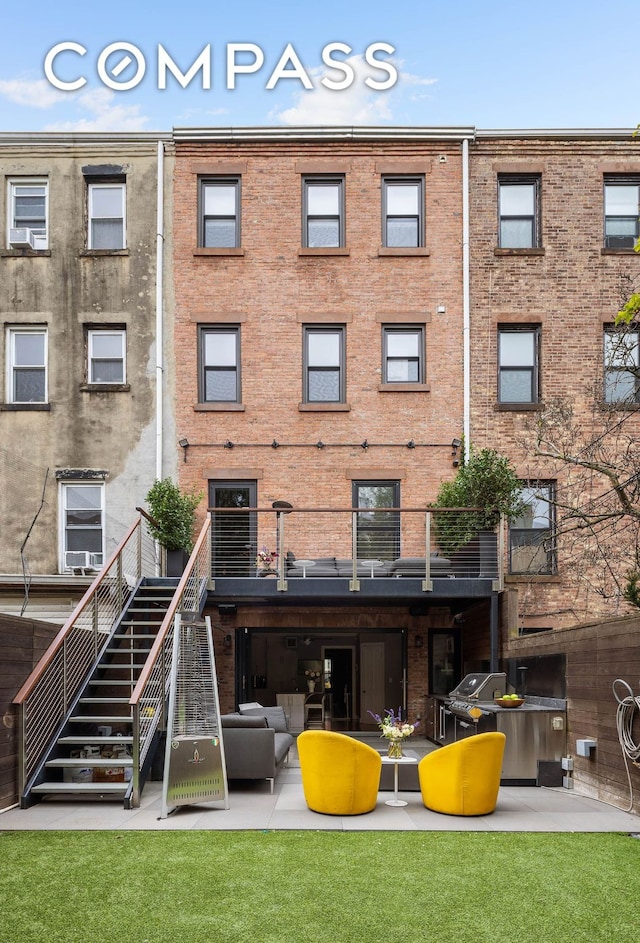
(383, 326), (424, 383)
(509, 482), (555, 575)
(498, 326), (540, 404)
(7, 179), (48, 249)
(88, 183), (125, 249)
(199, 327), (240, 402)
(382, 177), (424, 247)
(353, 481), (400, 561)
(604, 177), (640, 249)
(88, 329), (126, 384)
(302, 176), (344, 248)
(498, 175), (540, 249)
(604, 327), (639, 403)
(303, 326), (345, 403)
(199, 177), (240, 248)
(6, 328), (47, 403)
(60, 482), (105, 571)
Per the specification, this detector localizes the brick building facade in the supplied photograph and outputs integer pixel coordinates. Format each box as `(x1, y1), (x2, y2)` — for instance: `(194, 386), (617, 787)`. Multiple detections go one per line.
(171, 127), (485, 721)
(468, 131), (640, 636)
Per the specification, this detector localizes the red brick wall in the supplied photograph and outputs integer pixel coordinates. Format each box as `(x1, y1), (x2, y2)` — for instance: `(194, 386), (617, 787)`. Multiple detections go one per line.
(469, 136), (640, 630)
(172, 138), (466, 516)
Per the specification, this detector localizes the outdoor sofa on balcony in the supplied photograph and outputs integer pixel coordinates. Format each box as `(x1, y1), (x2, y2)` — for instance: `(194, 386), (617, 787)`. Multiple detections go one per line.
(285, 552), (453, 578)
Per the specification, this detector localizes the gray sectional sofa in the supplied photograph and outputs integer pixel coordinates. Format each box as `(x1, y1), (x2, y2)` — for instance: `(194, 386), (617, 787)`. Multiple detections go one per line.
(221, 707), (294, 793)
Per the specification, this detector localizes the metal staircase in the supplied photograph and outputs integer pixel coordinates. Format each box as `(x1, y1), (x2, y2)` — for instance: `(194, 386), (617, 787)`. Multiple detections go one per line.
(14, 512), (213, 809)
(29, 582), (176, 802)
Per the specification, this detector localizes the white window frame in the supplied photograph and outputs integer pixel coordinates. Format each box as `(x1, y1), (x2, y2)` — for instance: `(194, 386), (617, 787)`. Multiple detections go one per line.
(59, 481), (105, 573)
(7, 178), (49, 249)
(6, 326), (48, 404)
(88, 329), (126, 385)
(87, 182), (126, 250)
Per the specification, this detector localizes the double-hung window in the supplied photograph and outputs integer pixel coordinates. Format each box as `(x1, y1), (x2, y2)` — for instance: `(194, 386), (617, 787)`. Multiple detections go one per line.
(7, 178), (48, 249)
(498, 326), (540, 404)
(604, 327), (639, 403)
(88, 182), (126, 249)
(199, 326), (240, 402)
(604, 177), (640, 249)
(509, 482), (555, 575)
(353, 481), (400, 561)
(88, 329), (126, 384)
(382, 177), (424, 247)
(383, 326), (424, 383)
(303, 326), (345, 403)
(498, 175), (540, 249)
(200, 177), (241, 248)
(302, 176), (344, 248)
(60, 481), (105, 571)
(7, 327), (47, 403)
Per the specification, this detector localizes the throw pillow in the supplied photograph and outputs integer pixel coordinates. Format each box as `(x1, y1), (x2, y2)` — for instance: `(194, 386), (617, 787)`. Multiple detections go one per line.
(240, 705), (290, 733)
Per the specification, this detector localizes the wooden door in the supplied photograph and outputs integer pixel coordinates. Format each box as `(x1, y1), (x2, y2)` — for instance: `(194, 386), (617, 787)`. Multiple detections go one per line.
(360, 642), (385, 720)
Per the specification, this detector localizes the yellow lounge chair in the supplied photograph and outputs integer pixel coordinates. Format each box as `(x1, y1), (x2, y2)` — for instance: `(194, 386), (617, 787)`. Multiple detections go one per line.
(418, 731), (506, 815)
(297, 730), (382, 815)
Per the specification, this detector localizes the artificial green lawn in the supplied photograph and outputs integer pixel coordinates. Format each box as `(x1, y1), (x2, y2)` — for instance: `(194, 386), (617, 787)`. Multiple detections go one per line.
(2, 830), (639, 943)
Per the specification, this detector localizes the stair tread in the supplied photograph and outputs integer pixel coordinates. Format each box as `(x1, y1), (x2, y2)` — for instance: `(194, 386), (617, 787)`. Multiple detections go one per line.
(58, 736), (134, 744)
(69, 716), (133, 723)
(80, 697), (132, 704)
(89, 680), (136, 686)
(46, 757), (133, 767)
(32, 782), (129, 794)
(99, 663), (148, 669)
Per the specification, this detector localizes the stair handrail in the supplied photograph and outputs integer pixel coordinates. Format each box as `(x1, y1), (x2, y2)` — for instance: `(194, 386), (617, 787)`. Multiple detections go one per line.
(13, 513), (158, 796)
(129, 515), (212, 807)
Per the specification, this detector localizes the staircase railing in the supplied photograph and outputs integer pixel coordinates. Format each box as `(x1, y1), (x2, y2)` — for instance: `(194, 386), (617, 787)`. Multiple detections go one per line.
(13, 514), (159, 797)
(129, 515), (212, 807)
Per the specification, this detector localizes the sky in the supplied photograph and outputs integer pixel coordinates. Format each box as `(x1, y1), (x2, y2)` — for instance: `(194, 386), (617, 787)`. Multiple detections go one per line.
(0, 0), (637, 133)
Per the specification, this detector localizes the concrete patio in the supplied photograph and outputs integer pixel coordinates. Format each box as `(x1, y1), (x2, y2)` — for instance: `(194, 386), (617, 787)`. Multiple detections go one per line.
(2, 740), (639, 833)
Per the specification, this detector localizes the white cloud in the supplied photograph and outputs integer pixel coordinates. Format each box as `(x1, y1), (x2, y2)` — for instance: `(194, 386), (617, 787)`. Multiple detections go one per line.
(271, 55), (437, 126)
(43, 88), (149, 132)
(0, 78), (66, 108)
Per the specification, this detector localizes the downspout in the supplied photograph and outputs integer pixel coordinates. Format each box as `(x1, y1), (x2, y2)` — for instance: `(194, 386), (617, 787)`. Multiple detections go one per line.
(155, 140), (165, 481)
(462, 137), (471, 461)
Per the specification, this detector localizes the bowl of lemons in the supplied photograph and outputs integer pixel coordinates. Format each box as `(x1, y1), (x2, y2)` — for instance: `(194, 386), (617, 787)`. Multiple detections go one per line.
(495, 694), (524, 708)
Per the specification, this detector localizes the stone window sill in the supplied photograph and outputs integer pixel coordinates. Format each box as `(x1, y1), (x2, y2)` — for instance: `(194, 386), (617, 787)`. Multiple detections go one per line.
(80, 384), (130, 393)
(494, 248), (545, 257)
(194, 402), (245, 411)
(1, 402), (51, 410)
(378, 383), (430, 392)
(79, 249), (129, 257)
(298, 247), (350, 257)
(298, 402), (350, 411)
(377, 247), (430, 257)
(193, 247), (245, 257)
(1, 249), (51, 258)
(495, 402), (542, 411)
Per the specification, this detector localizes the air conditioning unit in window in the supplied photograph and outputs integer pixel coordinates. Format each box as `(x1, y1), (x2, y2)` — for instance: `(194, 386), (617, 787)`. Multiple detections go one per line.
(9, 227), (36, 249)
(65, 551), (102, 572)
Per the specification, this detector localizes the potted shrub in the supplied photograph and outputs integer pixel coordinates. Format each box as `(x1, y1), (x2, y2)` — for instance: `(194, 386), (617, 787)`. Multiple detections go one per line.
(431, 447), (526, 563)
(145, 478), (203, 576)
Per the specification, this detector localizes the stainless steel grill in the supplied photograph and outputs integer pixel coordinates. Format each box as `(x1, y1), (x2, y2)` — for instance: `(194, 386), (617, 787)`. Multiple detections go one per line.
(448, 672), (506, 719)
